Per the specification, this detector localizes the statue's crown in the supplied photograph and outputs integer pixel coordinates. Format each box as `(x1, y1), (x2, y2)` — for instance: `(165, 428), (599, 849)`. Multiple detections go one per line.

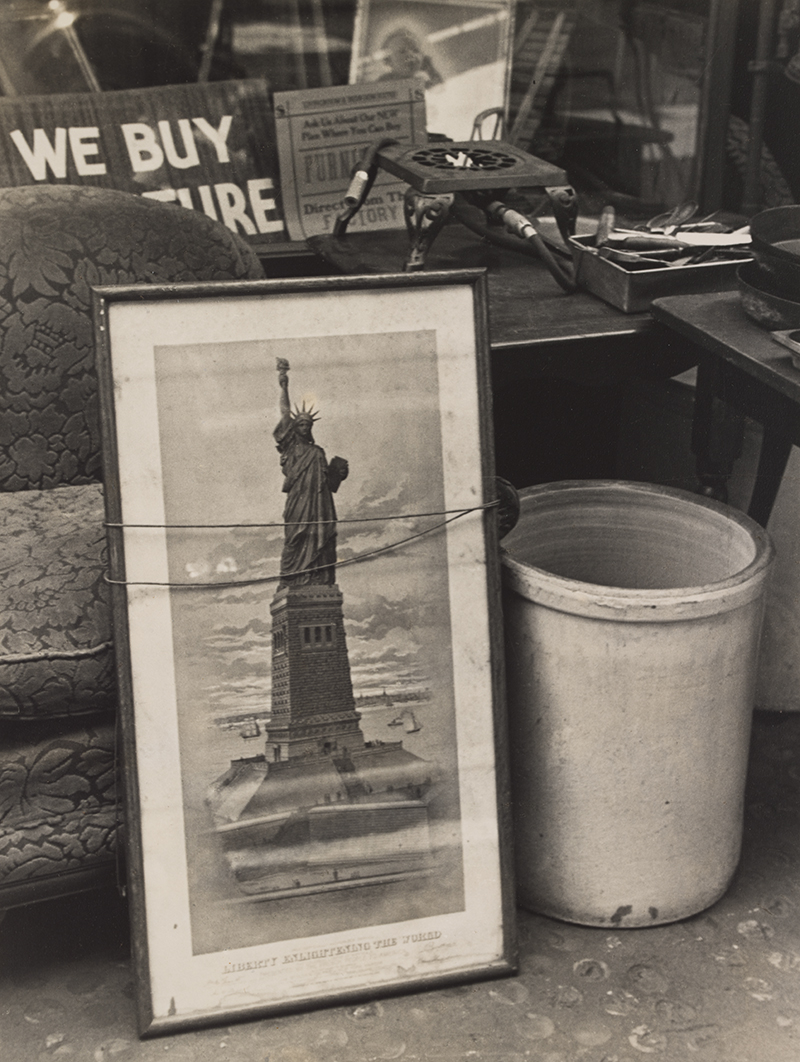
(292, 401), (320, 424)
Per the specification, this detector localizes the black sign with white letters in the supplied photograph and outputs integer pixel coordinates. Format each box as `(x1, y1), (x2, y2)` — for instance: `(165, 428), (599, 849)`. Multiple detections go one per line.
(0, 80), (285, 243)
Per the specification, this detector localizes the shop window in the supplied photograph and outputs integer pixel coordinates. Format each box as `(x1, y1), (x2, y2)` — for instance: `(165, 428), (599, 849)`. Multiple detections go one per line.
(0, 2), (752, 213)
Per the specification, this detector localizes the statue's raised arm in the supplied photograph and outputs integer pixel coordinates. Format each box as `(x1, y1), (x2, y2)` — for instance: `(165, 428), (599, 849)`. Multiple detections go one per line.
(276, 357), (292, 434)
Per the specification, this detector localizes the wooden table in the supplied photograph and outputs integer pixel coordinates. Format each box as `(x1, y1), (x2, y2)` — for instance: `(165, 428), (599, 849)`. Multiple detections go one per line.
(311, 228), (700, 487)
(311, 227), (657, 347)
(652, 291), (800, 526)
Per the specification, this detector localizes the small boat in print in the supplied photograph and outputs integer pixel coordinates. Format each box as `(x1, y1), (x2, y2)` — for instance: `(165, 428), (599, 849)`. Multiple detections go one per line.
(387, 709), (422, 734)
(403, 711), (421, 734)
(240, 719), (261, 739)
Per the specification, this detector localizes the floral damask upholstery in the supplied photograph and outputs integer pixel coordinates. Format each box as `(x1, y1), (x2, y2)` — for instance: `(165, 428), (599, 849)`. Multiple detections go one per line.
(0, 717), (117, 907)
(0, 184), (264, 491)
(0, 184), (265, 906)
(0, 483), (111, 720)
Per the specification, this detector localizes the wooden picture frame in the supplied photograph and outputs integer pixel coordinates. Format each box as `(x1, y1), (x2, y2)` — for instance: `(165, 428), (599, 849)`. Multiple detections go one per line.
(93, 271), (516, 1036)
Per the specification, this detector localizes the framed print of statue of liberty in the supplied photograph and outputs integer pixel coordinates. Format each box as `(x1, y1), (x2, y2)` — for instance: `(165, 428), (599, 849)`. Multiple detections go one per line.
(93, 270), (515, 1036)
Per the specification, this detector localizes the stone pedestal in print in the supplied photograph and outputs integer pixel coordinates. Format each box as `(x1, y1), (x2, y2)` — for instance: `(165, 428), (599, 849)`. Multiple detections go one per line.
(207, 574), (437, 895)
(265, 583), (365, 762)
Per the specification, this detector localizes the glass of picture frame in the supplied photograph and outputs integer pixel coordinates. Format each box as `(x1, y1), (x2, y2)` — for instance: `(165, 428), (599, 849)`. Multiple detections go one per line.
(93, 270), (516, 1036)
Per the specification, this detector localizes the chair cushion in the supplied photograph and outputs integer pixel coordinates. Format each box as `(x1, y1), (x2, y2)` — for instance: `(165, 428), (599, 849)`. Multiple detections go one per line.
(0, 715), (117, 901)
(0, 184), (264, 491)
(0, 483), (112, 719)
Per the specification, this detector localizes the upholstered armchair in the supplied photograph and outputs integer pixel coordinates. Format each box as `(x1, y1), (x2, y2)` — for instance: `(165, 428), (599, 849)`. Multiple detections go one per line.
(0, 185), (265, 908)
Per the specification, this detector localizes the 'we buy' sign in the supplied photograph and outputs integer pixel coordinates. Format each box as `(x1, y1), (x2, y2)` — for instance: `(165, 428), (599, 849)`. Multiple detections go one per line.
(0, 80), (286, 243)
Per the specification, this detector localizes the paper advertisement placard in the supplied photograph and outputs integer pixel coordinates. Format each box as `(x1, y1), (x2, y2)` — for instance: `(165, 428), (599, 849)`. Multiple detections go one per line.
(274, 79), (426, 240)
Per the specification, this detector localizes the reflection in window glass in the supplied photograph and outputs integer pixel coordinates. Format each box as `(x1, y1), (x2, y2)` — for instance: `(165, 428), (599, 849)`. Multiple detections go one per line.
(0, 0), (737, 214)
(510, 0), (710, 215)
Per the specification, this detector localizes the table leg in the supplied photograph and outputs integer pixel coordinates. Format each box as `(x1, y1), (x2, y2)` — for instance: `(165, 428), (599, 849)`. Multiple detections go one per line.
(691, 354), (745, 504)
(402, 190), (454, 271)
(748, 429), (793, 527)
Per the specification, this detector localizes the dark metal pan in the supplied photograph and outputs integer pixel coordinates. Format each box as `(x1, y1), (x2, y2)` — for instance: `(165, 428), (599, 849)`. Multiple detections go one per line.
(749, 206), (800, 300)
(738, 260), (800, 329)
